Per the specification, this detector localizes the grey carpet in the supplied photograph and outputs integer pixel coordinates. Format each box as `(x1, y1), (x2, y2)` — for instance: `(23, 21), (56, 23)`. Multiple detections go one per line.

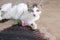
(0, 24), (45, 40)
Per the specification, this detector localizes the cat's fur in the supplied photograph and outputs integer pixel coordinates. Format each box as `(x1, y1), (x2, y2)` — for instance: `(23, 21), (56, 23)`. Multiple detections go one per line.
(0, 3), (41, 30)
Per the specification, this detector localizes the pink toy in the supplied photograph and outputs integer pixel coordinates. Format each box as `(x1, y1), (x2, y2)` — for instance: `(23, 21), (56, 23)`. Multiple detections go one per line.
(22, 20), (28, 26)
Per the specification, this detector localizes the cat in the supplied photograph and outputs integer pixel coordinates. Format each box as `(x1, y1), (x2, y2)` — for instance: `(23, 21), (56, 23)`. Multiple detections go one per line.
(0, 3), (41, 30)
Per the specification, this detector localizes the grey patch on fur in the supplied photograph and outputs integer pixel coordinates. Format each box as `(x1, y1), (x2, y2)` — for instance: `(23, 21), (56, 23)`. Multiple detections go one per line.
(33, 3), (38, 7)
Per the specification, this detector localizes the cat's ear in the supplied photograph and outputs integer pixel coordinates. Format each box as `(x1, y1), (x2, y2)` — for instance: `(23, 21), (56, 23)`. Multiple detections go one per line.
(33, 3), (38, 8)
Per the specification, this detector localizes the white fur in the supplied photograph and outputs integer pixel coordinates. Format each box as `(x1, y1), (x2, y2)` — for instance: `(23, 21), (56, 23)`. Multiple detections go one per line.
(28, 6), (41, 29)
(1, 3), (41, 30)
(2, 5), (17, 19)
(0, 3), (12, 20)
(2, 3), (28, 19)
(14, 3), (28, 19)
(1, 3), (12, 12)
(19, 6), (41, 29)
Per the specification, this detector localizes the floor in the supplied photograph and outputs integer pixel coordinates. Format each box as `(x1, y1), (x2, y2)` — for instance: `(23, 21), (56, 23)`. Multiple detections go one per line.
(39, 0), (60, 40)
(0, 0), (60, 40)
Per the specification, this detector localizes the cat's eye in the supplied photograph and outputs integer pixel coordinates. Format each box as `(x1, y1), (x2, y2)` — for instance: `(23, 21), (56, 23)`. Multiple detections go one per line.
(37, 10), (39, 12)
(31, 24), (33, 26)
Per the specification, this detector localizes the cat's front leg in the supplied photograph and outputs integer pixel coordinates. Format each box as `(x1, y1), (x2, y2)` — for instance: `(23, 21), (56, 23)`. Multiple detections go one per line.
(29, 22), (38, 30)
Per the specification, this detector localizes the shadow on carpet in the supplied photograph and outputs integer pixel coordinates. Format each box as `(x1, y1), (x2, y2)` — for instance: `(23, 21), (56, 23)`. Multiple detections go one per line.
(0, 24), (45, 40)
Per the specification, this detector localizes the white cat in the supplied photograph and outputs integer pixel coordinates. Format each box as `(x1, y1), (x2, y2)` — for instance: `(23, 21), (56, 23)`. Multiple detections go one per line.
(0, 3), (41, 30)
(2, 3), (28, 19)
(18, 4), (41, 29)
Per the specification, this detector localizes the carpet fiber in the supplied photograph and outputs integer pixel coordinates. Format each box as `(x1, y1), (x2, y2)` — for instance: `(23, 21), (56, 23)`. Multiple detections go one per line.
(0, 24), (44, 40)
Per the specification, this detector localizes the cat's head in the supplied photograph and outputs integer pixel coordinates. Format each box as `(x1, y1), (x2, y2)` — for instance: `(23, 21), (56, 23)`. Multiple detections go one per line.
(32, 4), (41, 15)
